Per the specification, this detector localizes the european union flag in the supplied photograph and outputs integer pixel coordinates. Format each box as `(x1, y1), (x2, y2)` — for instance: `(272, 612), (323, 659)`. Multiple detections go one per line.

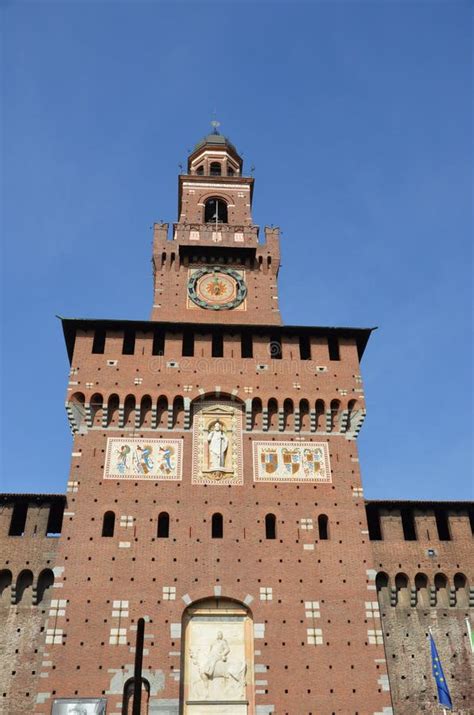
(430, 632), (453, 709)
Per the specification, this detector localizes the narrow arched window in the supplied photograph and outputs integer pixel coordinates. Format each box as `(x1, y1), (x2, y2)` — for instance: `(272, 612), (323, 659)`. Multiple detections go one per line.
(415, 573), (429, 607)
(318, 514), (329, 540)
(0, 570), (12, 605)
(210, 162), (221, 176)
(102, 511), (115, 537)
(196, 165), (204, 175)
(36, 569), (54, 604)
(204, 197), (228, 224)
(375, 572), (390, 606)
(227, 166), (235, 176)
(157, 512), (170, 538)
(395, 573), (410, 607)
(15, 570), (33, 604)
(265, 513), (277, 540)
(453, 573), (468, 607)
(434, 573), (449, 607)
(212, 513), (223, 539)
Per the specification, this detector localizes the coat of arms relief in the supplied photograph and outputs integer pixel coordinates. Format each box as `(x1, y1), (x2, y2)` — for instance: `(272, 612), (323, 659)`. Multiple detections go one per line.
(253, 441), (331, 483)
(192, 402), (243, 485)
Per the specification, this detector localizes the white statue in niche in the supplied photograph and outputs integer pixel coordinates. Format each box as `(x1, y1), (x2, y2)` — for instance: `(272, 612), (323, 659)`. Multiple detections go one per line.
(189, 630), (246, 700)
(207, 421), (228, 470)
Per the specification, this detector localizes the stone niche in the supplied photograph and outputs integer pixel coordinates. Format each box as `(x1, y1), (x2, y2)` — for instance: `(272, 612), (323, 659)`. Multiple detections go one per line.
(192, 402), (243, 486)
(182, 598), (253, 715)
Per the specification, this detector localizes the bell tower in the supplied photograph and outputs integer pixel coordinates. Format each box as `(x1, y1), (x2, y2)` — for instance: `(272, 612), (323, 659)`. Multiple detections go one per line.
(151, 126), (282, 324)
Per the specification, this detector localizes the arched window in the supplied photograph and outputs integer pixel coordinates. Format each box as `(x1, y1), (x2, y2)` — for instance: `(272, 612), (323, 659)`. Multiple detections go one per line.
(196, 165), (204, 175)
(434, 573), (449, 607)
(267, 398), (278, 431)
(283, 398), (294, 430)
(318, 514), (329, 540)
(157, 512), (170, 538)
(102, 511), (115, 537)
(265, 513), (277, 540)
(122, 676), (151, 715)
(395, 573), (410, 607)
(347, 399), (358, 431)
(376, 572), (390, 606)
(453, 573), (468, 607)
(36, 569), (54, 604)
(414, 573), (429, 607)
(90, 392), (104, 426)
(210, 162), (221, 176)
(123, 394), (136, 426)
(204, 197), (228, 224)
(0, 570), (12, 605)
(227, 166), (235, 176)
(139, 395), (152, 428)
(315, 399), (325, 430)
(107, 393), (120, 427)
(15, 570), (33, 604)
(212, 513), (223, 539)
(173, 396), (184, 428)
(70, 392), (86, 430)
(156, 395), (168, 429)
(251, 397), (262, 430)
(299, 399), (310, 431)
(330, 399), (340, 431)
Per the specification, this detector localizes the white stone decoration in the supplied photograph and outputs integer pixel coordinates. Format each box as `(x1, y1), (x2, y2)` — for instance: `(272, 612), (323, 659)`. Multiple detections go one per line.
(104, 438), (182, 481)
(192, 402), (243, 485)
(186, 617), (247, 703)
(51, 699), (107, 714)
(253, 441), (331, 483)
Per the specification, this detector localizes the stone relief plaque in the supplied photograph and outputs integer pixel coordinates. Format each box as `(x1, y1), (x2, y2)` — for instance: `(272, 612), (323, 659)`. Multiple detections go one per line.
(192, 402), (243, 485)
(253, 440), (331, 483)
(51, 699), (106, 715)
(104, 438), (182, 481)
(185, 616), (247, 705)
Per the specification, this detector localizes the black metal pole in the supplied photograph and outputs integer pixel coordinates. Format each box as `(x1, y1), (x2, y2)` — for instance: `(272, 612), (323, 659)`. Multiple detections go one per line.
(132, 617), (145, 715)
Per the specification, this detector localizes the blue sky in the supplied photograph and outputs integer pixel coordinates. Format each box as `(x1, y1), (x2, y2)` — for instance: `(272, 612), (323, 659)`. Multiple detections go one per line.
(1, 1), (472, 499)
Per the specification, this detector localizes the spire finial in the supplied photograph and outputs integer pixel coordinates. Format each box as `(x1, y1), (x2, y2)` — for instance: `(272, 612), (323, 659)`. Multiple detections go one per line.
(210, 119), (220, 135)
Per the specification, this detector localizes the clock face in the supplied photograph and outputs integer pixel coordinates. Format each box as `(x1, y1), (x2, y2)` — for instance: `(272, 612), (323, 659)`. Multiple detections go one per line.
(188, 267), (247, 310)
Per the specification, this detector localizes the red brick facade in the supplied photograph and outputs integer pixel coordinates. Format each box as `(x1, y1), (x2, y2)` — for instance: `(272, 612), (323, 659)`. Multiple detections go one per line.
(0, 131), (472, 715)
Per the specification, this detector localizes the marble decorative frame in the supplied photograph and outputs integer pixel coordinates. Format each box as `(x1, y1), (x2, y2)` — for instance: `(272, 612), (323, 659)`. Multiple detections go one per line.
(253, 440), (331, 483)
(104, 438), (183, 481)
(51, 699), (107, 715)
(192, 401), (243, 485)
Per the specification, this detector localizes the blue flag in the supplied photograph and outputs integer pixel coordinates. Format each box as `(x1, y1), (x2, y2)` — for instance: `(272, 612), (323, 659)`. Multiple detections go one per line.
(430, 632), (453, 709)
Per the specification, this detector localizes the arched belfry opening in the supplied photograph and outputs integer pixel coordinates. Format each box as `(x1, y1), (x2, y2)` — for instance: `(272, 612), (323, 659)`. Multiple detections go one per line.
(181, 597), (254, 714)
(204, 197), (228, 224)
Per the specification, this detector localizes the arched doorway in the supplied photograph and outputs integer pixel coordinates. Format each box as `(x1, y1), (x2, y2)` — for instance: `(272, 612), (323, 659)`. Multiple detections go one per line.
(181, 597), (254, 714)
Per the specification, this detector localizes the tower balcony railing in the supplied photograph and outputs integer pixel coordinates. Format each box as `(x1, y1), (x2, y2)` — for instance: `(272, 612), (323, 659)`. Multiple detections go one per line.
(172, 223), (259, 245)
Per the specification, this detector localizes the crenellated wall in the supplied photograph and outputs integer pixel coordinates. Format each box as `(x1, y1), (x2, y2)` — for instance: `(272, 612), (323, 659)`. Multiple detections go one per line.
(0, 495), (65, 712)
(63, 321), (368, 443)
(366, 501), (474, 714)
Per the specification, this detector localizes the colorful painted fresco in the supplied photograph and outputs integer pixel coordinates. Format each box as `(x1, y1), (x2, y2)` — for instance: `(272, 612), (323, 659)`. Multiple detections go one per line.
(104, 438), (182, 481)
(253, 441), (331, 483)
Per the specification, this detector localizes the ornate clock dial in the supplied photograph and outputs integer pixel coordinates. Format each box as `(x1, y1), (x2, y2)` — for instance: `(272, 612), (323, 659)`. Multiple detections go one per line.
(188, 267), (247, 310)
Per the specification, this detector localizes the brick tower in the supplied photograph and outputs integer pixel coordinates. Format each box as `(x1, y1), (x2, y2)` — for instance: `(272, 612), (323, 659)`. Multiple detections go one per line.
(1, 128), (473, 715)
(27, 127), (396, 715)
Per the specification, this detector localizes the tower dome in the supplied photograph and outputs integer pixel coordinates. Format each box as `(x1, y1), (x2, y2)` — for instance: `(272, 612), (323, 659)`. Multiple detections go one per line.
(187, 124), (243, 176)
